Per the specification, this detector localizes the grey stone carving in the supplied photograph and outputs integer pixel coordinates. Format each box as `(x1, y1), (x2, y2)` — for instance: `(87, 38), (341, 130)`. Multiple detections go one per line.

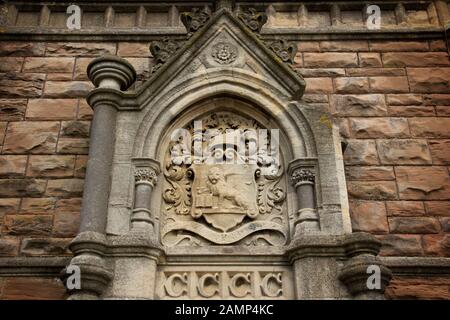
(134, 168), (158, 185)
(159, 270), (286, 299)
(180, 8), (211, 35)
(150, 38), (183, 73)
(211, 42), (238, 64)
(237, 8), (268, 33)
(265, 39), (298, 64)
(291, 168), (315, 185)
(162, 112), (287, 246)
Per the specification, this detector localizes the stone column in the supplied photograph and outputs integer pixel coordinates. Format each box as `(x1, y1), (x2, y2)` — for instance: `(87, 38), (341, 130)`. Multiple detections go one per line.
(288, 161), (320, 236)
(131, 159), (160, 233)
(80, 55), (136, 233)
(63, 56), (136, 300)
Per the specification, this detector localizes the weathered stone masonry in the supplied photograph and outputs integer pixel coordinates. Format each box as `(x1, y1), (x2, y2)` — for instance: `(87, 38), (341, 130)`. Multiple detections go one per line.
(0, 0), (449, 299)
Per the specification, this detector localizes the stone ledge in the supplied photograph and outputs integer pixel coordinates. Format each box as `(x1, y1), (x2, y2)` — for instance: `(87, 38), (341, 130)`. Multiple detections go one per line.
(0, 28), (444, 42)
(381, 257), (450, 276)
(0, 256), (449, 277)
(0, 256), (70, 276)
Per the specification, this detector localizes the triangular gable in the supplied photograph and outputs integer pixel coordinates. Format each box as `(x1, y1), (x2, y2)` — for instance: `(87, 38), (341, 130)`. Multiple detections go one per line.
(136, 8), (306, 101)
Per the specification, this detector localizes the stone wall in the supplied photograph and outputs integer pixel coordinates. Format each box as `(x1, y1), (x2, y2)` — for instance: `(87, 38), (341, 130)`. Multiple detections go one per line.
(0, 1), (449, 300)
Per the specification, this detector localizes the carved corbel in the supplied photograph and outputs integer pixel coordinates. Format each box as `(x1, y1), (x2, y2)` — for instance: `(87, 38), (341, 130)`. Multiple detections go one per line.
(339, 233), (392, 299)
(61, 232), (113, 300)
(131, 159), (161, 234)
(288, 160), (320, 236)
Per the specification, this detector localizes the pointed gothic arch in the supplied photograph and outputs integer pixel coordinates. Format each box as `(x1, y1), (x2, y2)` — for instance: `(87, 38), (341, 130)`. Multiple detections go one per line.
(64, 8), (392, 300)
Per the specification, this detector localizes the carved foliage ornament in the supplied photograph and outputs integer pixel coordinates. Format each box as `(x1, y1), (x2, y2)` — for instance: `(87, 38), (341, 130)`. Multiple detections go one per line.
(265, 39), (298, 65)
(162, 112), (287, 247)
(134, 168), (158, 185)
(291, 169), (315, 185)
(150, 38), (184, 73)
(237, 8), (268, 33)
(181, 8), (211, 35)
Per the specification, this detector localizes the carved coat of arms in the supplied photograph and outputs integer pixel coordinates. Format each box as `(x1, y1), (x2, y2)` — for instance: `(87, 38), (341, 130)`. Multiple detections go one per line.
(161, 112), (287, 246)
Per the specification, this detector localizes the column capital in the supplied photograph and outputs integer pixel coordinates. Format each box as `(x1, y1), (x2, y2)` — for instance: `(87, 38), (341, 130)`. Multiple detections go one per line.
(87, 55), (136, 91)
(290, 168), (315, 186)
(134, 168), (158, 186)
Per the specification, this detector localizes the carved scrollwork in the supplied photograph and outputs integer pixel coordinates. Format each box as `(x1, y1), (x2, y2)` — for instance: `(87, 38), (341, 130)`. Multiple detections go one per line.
(237, 8), (268, 33)
(163, 166), (192, 215)
(180, 8), (210, 35)
(265, 39), (298, 64)
(256, 168), (286, 215)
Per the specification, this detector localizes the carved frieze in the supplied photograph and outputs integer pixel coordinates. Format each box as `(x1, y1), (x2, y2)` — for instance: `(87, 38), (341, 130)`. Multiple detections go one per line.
(158, 270), (289, 299)
(161, 111), (288, 246)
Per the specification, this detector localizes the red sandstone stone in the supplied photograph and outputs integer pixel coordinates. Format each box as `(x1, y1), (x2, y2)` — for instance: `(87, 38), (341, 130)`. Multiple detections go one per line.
(350, 200), (389, 233)
(386, 201), (425, 216)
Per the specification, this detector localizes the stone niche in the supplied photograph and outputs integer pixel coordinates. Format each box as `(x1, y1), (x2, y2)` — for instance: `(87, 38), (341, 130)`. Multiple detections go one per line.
(63, 8), (391, 300)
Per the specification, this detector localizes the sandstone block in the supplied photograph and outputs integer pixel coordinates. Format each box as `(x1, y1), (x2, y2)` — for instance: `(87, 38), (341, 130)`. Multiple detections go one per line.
(350, 200), (389, 233)
(343, 140), (379, 165)
(304, 53), (358, 68)
(43, 81), (93, 98)
(23, 57), (75, 73)
(388, 217), (441, 234)
(0, 179), (46, 197)
(377, 139), (432, 164)
(369, 76), (409, 93)
(45, 42), (116, 56)
(409, 118), (450, 138)
(347, 181), (397, 200)
(0, 155), (27, 177)
(345, 166), (395, 181)
(26, 99), (78, 120)
(0, 73), (45, 98)
(4, 215), (52, 236)
(395, 166), (450, 200)
(382, 52), (450, 67)
(46, 179), (84, 197)
(386, 201), (425, 216)
(26, 155), (75, 177)
(3, 121), (60, 154)
(331, 94), (387, 116)
(408, 68), (450, 93)
(20, 198), (56, 214)
(334, 77), (369, 93)
(349, 118), (409, 138)
(0, 99), (27, 121)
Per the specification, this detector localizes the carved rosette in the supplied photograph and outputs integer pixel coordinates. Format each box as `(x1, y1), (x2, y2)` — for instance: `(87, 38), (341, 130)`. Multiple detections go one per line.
(265, 39), (298, 64)
(291, 168), (315, 187)
(237, 8), (268, 33)
(211, 42), (238, 65)
(161, 111), (288, 247)
(180, 8), (211, 35)
(134, 168), (158, 187)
